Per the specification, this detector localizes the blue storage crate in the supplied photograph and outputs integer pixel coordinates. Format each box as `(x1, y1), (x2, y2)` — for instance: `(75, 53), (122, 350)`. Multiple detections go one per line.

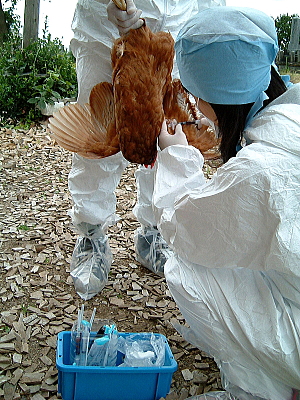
(56, 331), (178, 400)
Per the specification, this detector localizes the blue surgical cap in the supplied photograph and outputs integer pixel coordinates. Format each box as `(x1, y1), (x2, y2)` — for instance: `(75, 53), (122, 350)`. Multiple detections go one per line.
(175, 7), (279, 105)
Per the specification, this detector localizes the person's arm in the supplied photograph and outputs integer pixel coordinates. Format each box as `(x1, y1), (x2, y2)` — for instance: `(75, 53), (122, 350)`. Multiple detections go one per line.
(153, 141), (280, 272)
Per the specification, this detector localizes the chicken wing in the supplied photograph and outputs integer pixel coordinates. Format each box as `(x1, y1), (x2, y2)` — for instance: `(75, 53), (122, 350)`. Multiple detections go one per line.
(49, 82), (119, 159)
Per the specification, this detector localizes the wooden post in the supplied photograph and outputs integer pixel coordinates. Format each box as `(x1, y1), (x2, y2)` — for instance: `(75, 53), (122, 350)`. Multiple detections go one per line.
(288, 17), (300, 52)
(23, 0), (40, 48)
(0, 0), (8, 45)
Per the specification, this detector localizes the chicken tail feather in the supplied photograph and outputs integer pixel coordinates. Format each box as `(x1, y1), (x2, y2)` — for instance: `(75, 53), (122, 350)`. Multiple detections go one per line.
(48, 100), (119, 159)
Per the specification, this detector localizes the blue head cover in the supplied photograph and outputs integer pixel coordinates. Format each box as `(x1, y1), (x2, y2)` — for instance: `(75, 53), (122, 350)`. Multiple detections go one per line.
(175, 7), (279, 106)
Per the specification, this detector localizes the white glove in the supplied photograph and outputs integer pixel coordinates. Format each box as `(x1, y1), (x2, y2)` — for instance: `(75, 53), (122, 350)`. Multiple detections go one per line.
(107, 0), (144, 36)
(196, 117), (211, 129)
(159, 121), (188, 150)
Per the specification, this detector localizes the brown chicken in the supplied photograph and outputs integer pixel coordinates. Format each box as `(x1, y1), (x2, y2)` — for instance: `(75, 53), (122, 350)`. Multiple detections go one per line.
(49, 11), (219, 165)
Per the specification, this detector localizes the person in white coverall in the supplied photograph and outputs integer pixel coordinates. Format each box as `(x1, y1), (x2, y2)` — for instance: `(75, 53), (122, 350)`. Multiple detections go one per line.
(68, 0), (225, 300)
(153, 6), (300, 400)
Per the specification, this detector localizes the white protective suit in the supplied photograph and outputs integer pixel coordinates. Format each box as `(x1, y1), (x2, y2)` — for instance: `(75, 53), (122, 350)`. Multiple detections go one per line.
(67, 0), (226, 299)
(69, 0), (225, 227)
(153, 83), (300, 400)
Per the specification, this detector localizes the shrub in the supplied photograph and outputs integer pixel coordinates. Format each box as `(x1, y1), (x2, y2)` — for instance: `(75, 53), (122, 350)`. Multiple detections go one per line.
(0, 32), (77, 126)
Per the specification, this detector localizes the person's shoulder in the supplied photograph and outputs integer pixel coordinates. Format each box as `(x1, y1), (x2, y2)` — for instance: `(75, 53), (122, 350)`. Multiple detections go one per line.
(269, 83), (300, 107)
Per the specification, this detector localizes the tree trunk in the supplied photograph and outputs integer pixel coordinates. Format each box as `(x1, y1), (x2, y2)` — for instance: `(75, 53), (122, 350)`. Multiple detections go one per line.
(23, 0), (40, 48)
(0, 0), (8, 46)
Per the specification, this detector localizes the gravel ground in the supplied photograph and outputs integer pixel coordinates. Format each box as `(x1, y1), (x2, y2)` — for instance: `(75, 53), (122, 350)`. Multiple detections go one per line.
(0, 123), (223, 400)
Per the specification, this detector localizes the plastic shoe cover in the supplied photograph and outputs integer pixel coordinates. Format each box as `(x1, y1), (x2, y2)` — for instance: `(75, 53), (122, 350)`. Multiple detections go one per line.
(134, 226), (173, 276)
(186, 391), (238, 400)
(70, 222), (112, 300)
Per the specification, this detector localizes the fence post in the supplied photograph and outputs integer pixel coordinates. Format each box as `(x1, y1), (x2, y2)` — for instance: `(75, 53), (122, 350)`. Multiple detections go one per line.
(23, 0), (40, 48)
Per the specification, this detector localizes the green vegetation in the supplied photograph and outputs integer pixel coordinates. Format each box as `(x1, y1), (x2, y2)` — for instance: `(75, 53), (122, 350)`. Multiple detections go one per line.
(275, 14), (300, 85)
(0, 4), (77, 127)
(274, 13), (299, 53)
(18, 225), (31, 231)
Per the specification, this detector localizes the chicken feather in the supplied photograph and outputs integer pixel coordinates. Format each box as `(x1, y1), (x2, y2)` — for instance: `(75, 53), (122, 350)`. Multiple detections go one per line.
(164, 79), (220, 156)
(49, 20), (220, 164)
(48, 83), (119, 159)
(89, 82), (115, 132)
(111, 23), (174, 165)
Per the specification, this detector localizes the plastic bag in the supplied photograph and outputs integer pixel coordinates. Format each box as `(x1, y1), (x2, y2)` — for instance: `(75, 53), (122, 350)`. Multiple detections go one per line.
(118, 333), (165, 367)
(186, 392), (237, 400)
(70, 222), (113, 300)
(87, 324), (118, 367)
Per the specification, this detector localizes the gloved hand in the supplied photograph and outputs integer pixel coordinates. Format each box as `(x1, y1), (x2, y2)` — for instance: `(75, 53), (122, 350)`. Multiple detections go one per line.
(198, 116), (220, 136)
(196, 116), (212, 129)
(107, 0), (144, 36)
(159, 121), (188, 150)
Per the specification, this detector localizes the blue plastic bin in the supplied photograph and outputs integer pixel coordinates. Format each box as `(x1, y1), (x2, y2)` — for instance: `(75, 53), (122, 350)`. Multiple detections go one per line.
(56, 331), (178, 400)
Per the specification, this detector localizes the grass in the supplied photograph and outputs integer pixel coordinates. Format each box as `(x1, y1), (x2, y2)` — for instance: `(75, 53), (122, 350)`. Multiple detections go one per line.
(18, 224), (31, 231)
(278, 65), (300, 84)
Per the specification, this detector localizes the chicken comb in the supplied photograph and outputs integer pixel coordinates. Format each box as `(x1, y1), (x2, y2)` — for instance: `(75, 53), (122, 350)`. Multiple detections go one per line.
(112, 0), (127, 11)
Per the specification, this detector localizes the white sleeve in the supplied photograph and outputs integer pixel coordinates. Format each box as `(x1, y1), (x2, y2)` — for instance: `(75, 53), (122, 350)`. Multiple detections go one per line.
(153, 144), (298, 274)
(153, 144), (206, 249)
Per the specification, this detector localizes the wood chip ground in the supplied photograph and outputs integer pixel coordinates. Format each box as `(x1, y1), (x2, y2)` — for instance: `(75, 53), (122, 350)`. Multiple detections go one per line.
(0, 123), (223, 400)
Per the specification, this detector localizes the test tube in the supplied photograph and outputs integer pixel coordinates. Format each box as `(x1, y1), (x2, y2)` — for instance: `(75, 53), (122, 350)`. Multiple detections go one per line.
(78, 320), (91, 366)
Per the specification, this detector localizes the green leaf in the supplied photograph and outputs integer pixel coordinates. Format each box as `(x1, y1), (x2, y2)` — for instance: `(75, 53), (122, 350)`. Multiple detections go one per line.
(51, 91), (61, 99)
(28, 98), (38, 104)
(38, 99), (47, 110)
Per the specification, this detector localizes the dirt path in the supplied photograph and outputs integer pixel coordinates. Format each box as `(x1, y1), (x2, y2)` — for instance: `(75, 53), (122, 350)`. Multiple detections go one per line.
(0, 124), (223, 400)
